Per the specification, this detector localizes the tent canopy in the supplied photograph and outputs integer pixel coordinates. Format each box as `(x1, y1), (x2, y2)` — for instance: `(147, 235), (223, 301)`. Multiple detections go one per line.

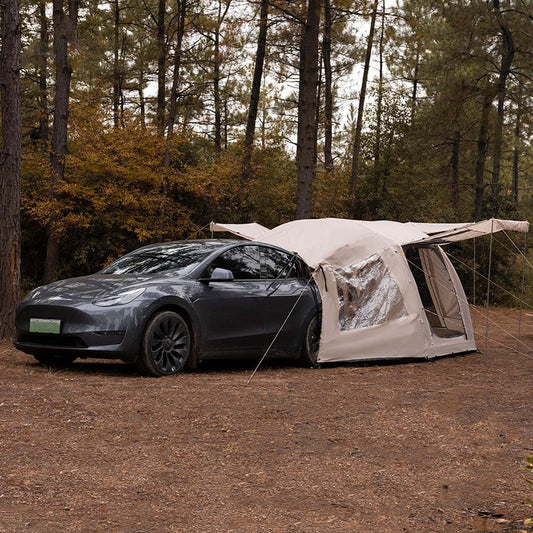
(211, 218), (529, 267)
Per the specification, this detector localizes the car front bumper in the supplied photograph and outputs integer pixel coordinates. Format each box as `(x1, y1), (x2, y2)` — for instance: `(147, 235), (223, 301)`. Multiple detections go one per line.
(14, 301), (146, 362)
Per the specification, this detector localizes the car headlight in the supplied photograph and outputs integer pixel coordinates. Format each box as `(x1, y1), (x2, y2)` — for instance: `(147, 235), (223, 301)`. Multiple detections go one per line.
(93, 288), (146, 307)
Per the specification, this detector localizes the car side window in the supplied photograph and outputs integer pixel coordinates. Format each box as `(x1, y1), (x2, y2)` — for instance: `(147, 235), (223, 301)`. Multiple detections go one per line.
(261, 247), (303, 279)
(205, 246), (261, 279)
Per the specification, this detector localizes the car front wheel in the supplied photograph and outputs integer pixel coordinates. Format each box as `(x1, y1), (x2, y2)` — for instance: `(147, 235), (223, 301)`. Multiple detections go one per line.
(137, 311), (191, 376)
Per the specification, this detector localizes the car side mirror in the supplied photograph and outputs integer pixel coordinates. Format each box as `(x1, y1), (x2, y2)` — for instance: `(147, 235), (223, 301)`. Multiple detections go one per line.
(200, 267), (234, 283)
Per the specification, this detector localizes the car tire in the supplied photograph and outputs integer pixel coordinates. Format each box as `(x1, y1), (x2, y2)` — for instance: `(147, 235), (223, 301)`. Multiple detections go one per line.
(33, 354), (77, 366)
(300, 314), (321, 366)
(137, 310), (191, 376)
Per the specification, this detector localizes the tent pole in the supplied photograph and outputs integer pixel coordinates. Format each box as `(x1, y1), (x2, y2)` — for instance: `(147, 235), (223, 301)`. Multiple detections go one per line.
(516, 232), (528, 351)
(484, 219), (494, 358)
(473, 237), (476, 330)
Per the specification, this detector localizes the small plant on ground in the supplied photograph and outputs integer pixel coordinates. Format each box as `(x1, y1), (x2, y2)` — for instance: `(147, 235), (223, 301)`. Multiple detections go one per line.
(523, 456), (533, 532)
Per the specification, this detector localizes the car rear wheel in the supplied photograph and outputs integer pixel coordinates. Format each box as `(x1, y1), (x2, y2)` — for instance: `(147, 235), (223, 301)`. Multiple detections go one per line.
(32, 354), (77, 366)
(137, 311), (191, 376)
(300, 314), (321, 366)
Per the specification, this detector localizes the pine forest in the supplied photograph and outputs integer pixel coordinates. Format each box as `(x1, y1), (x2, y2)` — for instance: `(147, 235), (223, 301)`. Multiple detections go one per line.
(1, 0), (533, 336)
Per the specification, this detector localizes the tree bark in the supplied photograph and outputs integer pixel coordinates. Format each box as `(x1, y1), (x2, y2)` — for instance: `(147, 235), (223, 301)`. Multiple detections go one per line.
(242, 0), (268, 183)
(0, 0), (22, 339)
(113, 0), (122, 128)
(156, 0), (166, 135)
(490, 0), (515, 194)
(373, 0), (385, 197)
(450, 129), (460, 206)
(322, 0), (333, 173)
(38, 0), (49, 144)
(382, 123), (393, 198)
(473, 90), (494, 221)
(349, 0), (378, 218)
(295, 0), (321, 220)
(410, 46), (419, 125)
(314, 48), (322, 172)
(164, 0), (186, 168)
(512, 90), (521, 205)
(138, 65), (146, 129)
(213, 6), (222, 152)
(44, 0), (78, 283)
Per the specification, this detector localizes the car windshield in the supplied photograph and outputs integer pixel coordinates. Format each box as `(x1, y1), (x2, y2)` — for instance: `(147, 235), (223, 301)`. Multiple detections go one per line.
(100, 242), (224, 275)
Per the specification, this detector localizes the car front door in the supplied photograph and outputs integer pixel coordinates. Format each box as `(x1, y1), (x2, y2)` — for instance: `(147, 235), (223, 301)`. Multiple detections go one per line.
(194, 245), (267, 354)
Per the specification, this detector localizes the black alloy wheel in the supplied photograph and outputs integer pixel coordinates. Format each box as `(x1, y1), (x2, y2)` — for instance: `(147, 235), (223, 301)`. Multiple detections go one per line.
(300, 314), (321, 366)
(138, 311), (191, 376)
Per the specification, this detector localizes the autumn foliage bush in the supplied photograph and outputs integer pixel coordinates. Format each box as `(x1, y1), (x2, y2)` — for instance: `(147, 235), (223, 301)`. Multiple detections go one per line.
(19, 106), (307, 286)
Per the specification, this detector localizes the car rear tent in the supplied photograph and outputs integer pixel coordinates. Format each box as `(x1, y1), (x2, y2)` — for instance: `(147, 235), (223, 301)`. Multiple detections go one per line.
(211, 218), (529, 363)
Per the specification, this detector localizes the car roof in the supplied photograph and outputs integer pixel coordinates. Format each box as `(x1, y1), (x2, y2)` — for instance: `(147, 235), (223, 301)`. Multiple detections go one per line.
(129, 239), (240, 254)
(130, 239), (294, 255)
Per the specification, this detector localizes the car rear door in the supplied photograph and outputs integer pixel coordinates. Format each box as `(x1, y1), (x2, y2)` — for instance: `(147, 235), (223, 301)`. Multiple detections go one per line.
(259, 246), (318, 352)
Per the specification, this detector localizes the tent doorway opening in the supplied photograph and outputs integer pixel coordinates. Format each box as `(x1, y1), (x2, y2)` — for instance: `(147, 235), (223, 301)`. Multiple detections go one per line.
(404, 245), (466, 339)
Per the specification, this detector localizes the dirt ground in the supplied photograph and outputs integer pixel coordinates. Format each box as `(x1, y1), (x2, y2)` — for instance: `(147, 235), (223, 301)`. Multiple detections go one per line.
(0, 307), (532, 533)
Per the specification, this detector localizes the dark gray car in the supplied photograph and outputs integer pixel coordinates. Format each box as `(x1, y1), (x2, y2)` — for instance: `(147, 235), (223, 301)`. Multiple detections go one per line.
(14, 240), (321, 376)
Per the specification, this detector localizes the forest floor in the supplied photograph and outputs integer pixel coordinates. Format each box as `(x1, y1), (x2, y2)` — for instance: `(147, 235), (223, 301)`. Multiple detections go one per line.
(0, 307), (532, 533)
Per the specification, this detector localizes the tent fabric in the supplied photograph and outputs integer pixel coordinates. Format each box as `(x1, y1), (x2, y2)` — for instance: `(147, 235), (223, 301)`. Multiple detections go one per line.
(406, 218), (529, 244)
(211, 218), (430, 268)
(210, 222), (270, 240)
(211, 218), (528, 363)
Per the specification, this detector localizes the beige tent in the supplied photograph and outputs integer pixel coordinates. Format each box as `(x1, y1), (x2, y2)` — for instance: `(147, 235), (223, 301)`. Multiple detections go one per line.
(211, 218), (529, 363)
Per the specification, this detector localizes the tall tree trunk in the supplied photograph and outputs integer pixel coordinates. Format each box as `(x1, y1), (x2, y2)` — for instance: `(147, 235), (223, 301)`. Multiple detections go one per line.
(314, 48), (322, 171)
(450, 129), (460, 206)
(349, 0), (378, 218)
(382, 123), (394, 199)
(113, 0), (121, 128)
(473, 90), (494, 221)
(44, 0), (78, 283)
(38, 0), (49, 144)
(138, 65), (146, 129)
(410, 44), (420, 126)
(490, 0), (515, 195)
(224, 99), (228, 150)
(512, 90), (521, 205)
(260, 97), (266, 150)
(295, 0), (321, 220)
(164, 0), (186, 168)
(373, 0), (385, 200)
(213, 20), (222, 152)
(0, 0), (22, 339)
(210, 0), (231, 152)
(156, 0), (166, 135)
(242, 0), (268, 183)
(322, 0), (333, 173)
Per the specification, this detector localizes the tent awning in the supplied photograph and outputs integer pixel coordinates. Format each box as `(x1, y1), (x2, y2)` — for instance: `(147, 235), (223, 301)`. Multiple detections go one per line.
(406, 218), (529, 244)
(210, 222), (269, 241)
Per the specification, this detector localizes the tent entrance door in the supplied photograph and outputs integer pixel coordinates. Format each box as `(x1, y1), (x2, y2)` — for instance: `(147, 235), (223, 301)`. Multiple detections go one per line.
(405, 245), (466, 339)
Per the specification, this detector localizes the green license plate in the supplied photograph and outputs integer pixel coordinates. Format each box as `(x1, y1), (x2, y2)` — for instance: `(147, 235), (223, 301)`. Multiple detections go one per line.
(29, 318), (61, 334)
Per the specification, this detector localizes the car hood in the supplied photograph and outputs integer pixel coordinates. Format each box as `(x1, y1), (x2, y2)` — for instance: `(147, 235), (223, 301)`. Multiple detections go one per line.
(25, 274), (162, 304)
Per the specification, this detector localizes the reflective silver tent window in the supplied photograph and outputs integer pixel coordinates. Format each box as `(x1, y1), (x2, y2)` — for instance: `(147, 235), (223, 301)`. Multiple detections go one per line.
(332, 254), (407, 331)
